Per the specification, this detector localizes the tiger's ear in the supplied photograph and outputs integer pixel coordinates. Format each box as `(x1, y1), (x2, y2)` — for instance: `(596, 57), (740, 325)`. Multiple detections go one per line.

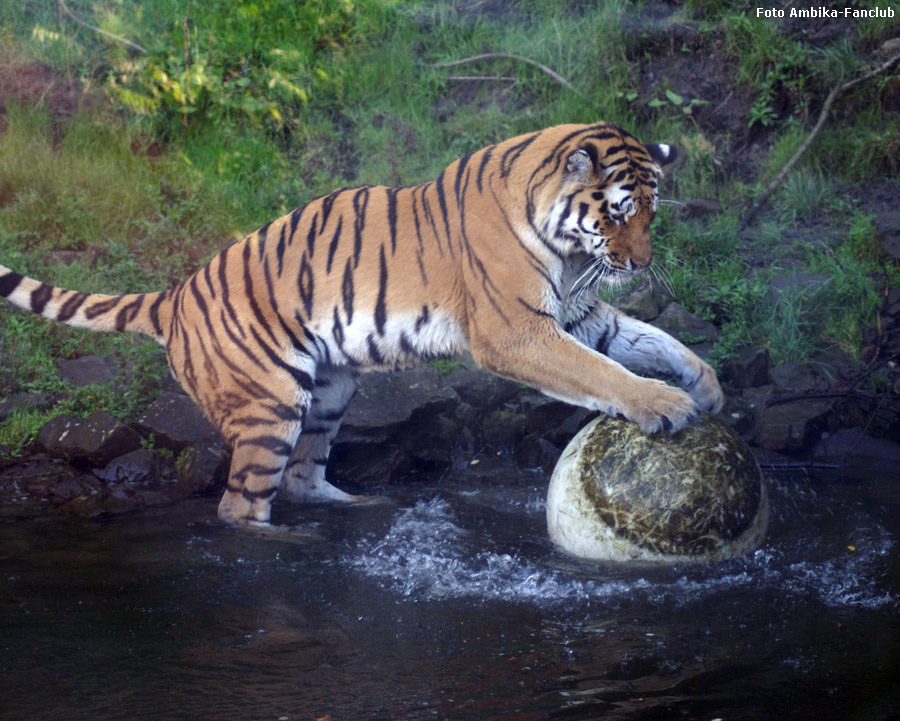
(646, 143), (678, 167)
(565, 147), (598, 183)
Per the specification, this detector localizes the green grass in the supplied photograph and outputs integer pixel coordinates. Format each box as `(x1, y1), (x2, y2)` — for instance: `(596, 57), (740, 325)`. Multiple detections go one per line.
(0, 0), (898, 451)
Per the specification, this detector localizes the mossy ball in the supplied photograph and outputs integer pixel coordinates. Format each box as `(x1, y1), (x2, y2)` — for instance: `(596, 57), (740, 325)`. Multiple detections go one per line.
(547, 413), (768, 562)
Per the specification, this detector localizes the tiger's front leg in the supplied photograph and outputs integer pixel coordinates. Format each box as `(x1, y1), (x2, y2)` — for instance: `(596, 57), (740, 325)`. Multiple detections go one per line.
(569, 300), (724, 414)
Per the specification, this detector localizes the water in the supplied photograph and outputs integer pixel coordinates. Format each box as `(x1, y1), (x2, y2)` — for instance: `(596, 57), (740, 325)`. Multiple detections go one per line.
(2, 461), (898, 721)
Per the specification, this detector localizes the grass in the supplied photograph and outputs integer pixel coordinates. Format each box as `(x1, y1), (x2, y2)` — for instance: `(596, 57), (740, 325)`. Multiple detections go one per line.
(0, 0), (898, 451)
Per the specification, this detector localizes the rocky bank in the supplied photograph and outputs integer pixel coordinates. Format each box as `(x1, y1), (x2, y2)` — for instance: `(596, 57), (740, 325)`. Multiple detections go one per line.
(2, 282), (899, 520)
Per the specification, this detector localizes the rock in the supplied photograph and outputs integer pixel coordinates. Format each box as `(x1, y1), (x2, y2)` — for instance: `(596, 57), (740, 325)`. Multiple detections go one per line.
(37, 411), (142, 467)
(676, 198), (723, 219)
(721, 346), (770, 389)
(136, 392), (221, 452)
(612, 280), (668, 321)
(443, 367), (520, 410)
(874, 211), (900, 261)
(651, 302), (718, 361)
(337, 367), (459, 445)
(177, 442), (229, 498)
(768, 273), (831, 303)
(879, 37), (900, 58)
(753, 398), (833, 453)
(0, 392), (54, 422)
(769, 362), (823, 392)
(546, 413), (768, 562)
(93, 448), (159, 484)
(55, 355), (119, 388)
(515, 435), (560, 472)
(519, 394), (593, 447)
(812, 428), (900, 470)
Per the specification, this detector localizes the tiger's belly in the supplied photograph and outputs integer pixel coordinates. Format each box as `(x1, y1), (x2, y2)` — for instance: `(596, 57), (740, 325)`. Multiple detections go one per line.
(312, 304), (469, 372)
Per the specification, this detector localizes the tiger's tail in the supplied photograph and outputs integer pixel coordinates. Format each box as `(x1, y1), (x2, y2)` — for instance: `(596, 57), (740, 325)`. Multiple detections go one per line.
(0, 264), (170, 342)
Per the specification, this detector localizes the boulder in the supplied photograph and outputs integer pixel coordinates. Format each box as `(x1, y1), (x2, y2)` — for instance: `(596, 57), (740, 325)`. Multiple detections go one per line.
(651, 303), (719, 356)
(874, 211), (900, 262)
(56, 355), (119, 388)
(676, 198), (723, 219)
(612, 280), (669, 321)
(93, 448), (160, 484)
(37, 411), (142, 467)
(0, 392), (54, 422)
(721, 346), (770, 389)
(136, 392), (221, 452)
(753, 398), (834, 453)
(177, 442), (229, 498)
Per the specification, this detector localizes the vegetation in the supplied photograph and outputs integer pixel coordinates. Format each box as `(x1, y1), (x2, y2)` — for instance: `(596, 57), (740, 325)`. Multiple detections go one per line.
(0, 0), (898, 452)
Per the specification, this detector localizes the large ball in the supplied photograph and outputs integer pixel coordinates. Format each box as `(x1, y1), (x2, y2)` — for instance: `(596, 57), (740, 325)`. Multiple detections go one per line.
(547, 413), (768, 562)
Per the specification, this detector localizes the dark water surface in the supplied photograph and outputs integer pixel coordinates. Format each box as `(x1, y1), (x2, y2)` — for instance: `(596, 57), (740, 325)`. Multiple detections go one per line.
(2, 464), (898, 721)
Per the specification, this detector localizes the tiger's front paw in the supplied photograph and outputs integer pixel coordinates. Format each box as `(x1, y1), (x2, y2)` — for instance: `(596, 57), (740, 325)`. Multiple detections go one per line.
(684, 359), (724, 414)
(624, 378), (700, 434)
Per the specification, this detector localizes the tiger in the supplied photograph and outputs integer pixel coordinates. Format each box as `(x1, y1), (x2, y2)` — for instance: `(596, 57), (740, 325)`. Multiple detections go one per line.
(0, 122), (723, 526)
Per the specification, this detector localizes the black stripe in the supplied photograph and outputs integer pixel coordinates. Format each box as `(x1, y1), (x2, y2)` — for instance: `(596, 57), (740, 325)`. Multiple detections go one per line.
(332, 306), (344, 348)
(84, 295), (123, 319)
(31, 284), (53, 314)
(242, 243), (279, 346)
(149, 291), (167, 337)
(202, 262), (217, 300)
(288, 206), (304, 244)
(366, 334), (384, 365)
(415, 304), (430, 332)
(327, 216), (343, 274)
(386, 187), (398, 255)
(0, 271), (23, 297)
(319, 187), (345, 231)
(517, 297), (554, 319)
(257, 221), (271, 261)
(276, 222), (287, 277)
(250, 324), (315, 391)
(434, 170), (454, 254)
(298, 254), (314, 319)
(57, 291), (89, 322)
(419, 187), (443, 256)
(353, 187), (369, 267)
(374, 244), (387, 336)
(476, 145), (494, 193)
(219, 246), (244, 337)
(341, 257), (354, 324)
(236, 435), (294, 456)
(454, 152), (472, 206)
(500, 133), (538, 178)
(115, 296), (144, 332)
(220, 309), (269, 373)
(307, 212), (318, 258)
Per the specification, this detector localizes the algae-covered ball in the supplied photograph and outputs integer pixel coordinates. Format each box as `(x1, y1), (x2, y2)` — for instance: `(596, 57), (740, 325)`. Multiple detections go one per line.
(547, 413), (768, 562)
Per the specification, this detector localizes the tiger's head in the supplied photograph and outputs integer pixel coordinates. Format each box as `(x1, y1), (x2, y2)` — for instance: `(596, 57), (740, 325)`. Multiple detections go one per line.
(530, 124), (676, 285)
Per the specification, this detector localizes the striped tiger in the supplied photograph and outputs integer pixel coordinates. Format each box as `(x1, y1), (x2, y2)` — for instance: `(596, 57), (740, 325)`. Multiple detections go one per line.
(0, 122), (723, 525)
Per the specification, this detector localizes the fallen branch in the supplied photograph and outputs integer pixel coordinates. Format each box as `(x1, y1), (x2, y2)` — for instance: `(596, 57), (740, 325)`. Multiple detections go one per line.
(59, 0), (147, 55)
(429, 53), (585, 99)
(738, 50), (900, 231)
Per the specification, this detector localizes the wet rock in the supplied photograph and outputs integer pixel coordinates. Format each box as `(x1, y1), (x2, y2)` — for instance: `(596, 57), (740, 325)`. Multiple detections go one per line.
(329, 443), (405, 487)
(753, 398), (834, 453)
(55, 355), (119, 388)
(0, 392), (54, 422)
(93, 448), (159, 484)
(676, 198), (723, 219)
(515, 435), (560, 472)
(177, 442), (229, 498)
(337, 367), (459, 445)
(37, 411), (142, 467)
(136, 391), (221, 452)
(0, 455), (96, 517)
(482, 408), (528, 450)
(519, 394), (593, 447)
(721, 346), (770, 389)
(874, 211), (900, 261)
(812, 428), (900, 468)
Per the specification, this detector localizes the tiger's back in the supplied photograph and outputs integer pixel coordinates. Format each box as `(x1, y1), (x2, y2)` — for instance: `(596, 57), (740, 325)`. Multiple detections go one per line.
(0, 122), (724, 525)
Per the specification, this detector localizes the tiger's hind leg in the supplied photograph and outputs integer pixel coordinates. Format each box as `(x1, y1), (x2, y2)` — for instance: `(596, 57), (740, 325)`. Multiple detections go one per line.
(279, 366), (365, 503)
(215, 379), (313, 526)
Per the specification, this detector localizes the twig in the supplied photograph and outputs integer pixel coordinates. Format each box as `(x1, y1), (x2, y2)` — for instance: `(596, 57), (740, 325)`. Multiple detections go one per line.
(738, 51), (900, 231)
(446, 75), (516, 82)
(429, 53), (585, 99)
(58, 0), (147, 55)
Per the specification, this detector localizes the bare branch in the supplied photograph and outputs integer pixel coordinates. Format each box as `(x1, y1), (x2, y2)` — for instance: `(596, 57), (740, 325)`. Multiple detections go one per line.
(59, 0), (147, 55)
(739, 51), (900, 231)
(429, 53), (585, 99)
